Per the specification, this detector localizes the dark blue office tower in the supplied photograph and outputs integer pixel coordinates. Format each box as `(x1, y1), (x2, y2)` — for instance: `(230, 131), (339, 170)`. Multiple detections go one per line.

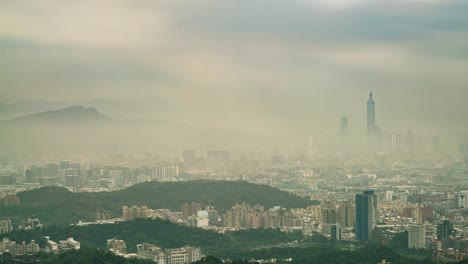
(355, 190), (377, 241)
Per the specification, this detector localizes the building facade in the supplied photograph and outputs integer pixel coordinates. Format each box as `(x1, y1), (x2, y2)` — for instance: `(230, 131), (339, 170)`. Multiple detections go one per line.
(355, 190), (377, 241)
(408, 225), (426, 249)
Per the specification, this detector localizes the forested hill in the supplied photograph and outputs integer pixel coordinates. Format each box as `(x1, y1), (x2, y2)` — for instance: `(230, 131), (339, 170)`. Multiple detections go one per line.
(0, 219), (432, 263)
(0, 219), (303, 257)
(2, 180), (314, 226)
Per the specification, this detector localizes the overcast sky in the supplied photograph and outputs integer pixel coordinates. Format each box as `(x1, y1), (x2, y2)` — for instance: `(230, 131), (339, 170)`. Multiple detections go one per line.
(1, 0), (468, 136)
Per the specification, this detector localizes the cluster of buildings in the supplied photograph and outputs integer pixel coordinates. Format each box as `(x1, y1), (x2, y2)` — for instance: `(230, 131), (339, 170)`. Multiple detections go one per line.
(106, 238), (202, 264)
(223, 203), (302, 229)
(43, 237), (80, 253)
(0, 161), (180, 191)
(0, 218), (42, 235)
(0, 236), (82, 258)
(166, 202), (303, 230)
(182, 202), (218, 228)
(122, 205), (150, 221)
(95, 209), (112, 221)
(1, 91), (468, 262)
(182, 202), (203, 220)
(121, 202), (303, 231)
(0, 238), (39, 257)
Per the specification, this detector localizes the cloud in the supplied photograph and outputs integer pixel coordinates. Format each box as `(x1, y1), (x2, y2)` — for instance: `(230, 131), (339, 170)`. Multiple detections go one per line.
(1, 0), (468, 140)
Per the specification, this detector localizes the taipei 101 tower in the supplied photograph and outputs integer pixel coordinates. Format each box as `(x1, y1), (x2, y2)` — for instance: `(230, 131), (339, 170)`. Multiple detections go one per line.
(367, 91), (380, 150)
(367, 91), (375, 136)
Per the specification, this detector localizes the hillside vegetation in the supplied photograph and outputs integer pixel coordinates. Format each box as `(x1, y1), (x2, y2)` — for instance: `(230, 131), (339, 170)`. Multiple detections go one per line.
(1, 180), (313, 226)
(0, 219), (432, 263)
(0, 219), (303, 257)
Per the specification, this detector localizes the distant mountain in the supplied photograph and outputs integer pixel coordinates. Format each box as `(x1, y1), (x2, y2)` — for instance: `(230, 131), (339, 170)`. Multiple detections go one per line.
(11, 105), (111, 123)
(0, 105), (201, 156)
(0, 105), (270, 156)
(0, 100), (69, 120)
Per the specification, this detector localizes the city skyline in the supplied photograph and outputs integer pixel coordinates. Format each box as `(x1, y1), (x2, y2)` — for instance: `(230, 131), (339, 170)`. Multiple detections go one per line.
(1, 1), (468, 263)
(0, 91), (465, 155)
(1, 0), (468, 137)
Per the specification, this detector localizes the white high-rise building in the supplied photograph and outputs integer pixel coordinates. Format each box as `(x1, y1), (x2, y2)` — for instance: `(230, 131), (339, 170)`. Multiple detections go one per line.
(196, 211), (209, 228)
(408, 224), (426, 249)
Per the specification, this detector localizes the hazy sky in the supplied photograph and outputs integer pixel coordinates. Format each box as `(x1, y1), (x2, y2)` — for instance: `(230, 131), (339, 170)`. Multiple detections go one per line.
(1, 0), (468, 136)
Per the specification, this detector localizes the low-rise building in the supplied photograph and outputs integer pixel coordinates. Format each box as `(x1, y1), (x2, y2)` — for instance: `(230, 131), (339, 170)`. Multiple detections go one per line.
(107, 238), (127, 254)
(58, 237), (80, 251)
(137, 243), (202, 264)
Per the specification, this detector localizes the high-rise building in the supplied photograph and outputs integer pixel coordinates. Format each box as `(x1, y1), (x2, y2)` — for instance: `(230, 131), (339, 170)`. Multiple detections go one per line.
(122, 206), (149, 221)
(408, 224), (426, 249)
(355, 190), (377, 241)
(367, 91), (381, 150)
(337, 202), (355, 228)
(181, 202), (202, 220)
(321, 203), (337, 224)
(437, 220), (454, 240)
(331, 224), (342, 242)
(95, 210), (112, 221)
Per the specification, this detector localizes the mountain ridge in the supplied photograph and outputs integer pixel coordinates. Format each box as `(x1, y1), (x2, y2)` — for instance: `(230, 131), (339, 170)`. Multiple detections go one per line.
(11, 105), (111, 123)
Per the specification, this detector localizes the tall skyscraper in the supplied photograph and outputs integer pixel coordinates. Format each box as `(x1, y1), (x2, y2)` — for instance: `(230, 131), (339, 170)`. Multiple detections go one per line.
(355, 190), (377, 242)
(367, 91), (375, 136)
(366, 91), (381, 151)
